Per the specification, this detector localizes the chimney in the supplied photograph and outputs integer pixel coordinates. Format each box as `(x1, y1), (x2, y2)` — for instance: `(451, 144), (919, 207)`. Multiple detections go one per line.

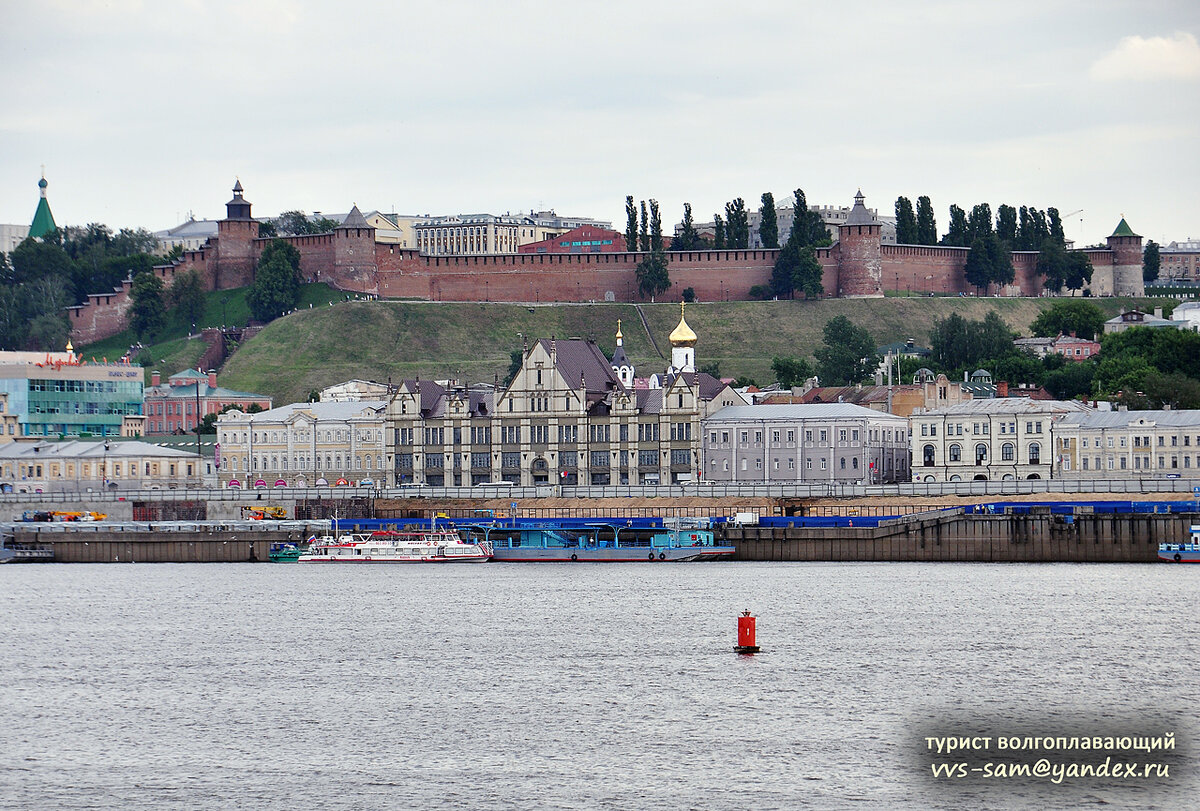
(997, 381), (1009, 397)
(208, 369), (217, 389)
(1154, 307), (1163, 319)
(151, 371), (160, 387)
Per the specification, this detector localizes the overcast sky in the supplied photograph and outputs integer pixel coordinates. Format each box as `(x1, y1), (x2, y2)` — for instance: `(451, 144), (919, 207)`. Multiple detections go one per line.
(2, 1), (1198, 247)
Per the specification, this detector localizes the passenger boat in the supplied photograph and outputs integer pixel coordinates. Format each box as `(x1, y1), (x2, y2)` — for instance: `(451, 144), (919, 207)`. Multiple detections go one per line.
(477, 519), (735, 563)
(1159, 525), (1200, 563)
(297, 529), (492, 563)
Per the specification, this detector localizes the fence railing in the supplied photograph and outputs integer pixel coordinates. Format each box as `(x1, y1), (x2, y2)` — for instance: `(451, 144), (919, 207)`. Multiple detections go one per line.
(2, 478), (1198, 504)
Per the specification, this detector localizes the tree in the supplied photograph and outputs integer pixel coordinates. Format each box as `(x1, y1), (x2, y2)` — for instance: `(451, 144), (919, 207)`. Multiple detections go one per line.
(759, 193), (779, 248)
(772, 356), (814, 388)
(9, 238), (76, 286)
(725, 198), (749, 248)
(1043, 361), (1096, 400)
(941, 205), (970, 247)
(964, 233), (1015, 292)
(197, 413), (219, 435)
(128, 271), (166, 341)
(168, 269), (205, 327)
(671, 203), (703, 251)
(967, 203), (993, 243)
(814, 315), (877, 386)
(929, 313), (970, 371)
(1036, 238), (1069, 291)
(699, 361), (721, 379)
(713, 215), (726, 249)
(270, 210), (338, 236)
(648, 199), (664, 253)
(894, 197), (917, 244)
(964, 237), (993, 292)
(624, 196), (637, 252)
(1048, 208), (1065, 244)
(247, 239), (301, 323)
(681, 287), (695, 302)
(1143, 240), (1161, 283)
(1030, 300), (1105, 340)
(789, 188), (827, 247)
(1062, 251), (1094, 293)
(996, 205), (1018, 245)
(635, 252), (669, 299)
(639, 201), (650, 253)
(915, 196), (937, 245)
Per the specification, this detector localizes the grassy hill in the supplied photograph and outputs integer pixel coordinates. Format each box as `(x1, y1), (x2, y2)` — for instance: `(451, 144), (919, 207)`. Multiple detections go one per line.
(216, 295), (1174, 405)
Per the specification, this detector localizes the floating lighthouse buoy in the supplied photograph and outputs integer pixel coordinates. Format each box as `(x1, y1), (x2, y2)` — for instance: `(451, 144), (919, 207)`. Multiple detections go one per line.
(734, 609), (760, 654)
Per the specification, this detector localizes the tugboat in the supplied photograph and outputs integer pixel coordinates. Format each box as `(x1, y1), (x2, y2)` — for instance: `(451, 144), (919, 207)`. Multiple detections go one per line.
(1159, 525), (1200, 563)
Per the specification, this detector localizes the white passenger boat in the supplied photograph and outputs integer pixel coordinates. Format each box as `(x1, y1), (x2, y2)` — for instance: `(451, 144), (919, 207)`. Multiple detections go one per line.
(297, 529), (492, 563)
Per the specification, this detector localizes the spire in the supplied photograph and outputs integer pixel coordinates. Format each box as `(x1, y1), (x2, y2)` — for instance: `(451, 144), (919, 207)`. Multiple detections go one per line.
(225, 178), (252, 220)
(615, 319), (624, 345)
(29, 170), (57, 239)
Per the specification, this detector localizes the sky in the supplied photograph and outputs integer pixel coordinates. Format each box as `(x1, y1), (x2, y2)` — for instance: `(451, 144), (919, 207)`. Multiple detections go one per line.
(2, 0), (1199, 248)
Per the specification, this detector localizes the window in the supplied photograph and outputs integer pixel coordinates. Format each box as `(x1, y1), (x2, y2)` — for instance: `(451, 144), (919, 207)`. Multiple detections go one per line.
(923, 444), (935, 466)
(1002, 443), (1014, 461)
(975, 444), (988, 464)
(1029, 443), (1040, 465)
(949, 444), (961, 462)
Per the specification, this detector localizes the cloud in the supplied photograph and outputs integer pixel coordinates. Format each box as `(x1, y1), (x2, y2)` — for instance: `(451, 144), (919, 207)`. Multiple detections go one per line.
(1090, 32), (1200, 82)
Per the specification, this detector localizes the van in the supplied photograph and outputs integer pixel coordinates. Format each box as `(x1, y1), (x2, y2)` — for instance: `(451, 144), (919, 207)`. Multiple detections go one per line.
(474, 480), (514, 489)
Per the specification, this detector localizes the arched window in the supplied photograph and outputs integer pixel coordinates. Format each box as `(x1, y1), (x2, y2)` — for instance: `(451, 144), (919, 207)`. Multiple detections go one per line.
(975, 444), (988, 464)
(949, 444), (961, 462)
(1002, 442), (1015, 461)
(923, 444), (935, 466)
(1029, 442), (1041, 464)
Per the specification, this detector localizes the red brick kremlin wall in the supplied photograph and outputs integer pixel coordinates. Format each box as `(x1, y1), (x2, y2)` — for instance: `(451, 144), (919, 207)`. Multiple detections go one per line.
(67, 186), (1130, 344)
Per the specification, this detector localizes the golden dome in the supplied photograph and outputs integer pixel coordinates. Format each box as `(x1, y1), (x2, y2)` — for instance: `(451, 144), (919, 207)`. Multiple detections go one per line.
(615, 319), (623, 342)
(668, 302), (697, 347)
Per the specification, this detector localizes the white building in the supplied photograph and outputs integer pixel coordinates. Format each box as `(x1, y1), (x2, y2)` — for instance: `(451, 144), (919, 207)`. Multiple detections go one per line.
(912, 398), (1091, 482)
(701, 403), (910, 483)
(215, 401), (388, 488)
(0, 438), (204, 494)
(1054, 409), (1200, 479)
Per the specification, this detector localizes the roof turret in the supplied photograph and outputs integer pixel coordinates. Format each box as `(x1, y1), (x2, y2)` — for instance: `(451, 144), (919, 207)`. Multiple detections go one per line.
(29, 171), (57, 239)
(842, 189), (877, 227)
(1110, 218), (1139, 238)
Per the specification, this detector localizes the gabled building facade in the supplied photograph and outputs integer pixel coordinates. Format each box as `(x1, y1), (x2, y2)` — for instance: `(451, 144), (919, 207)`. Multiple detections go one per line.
(385, 308), (746, 486)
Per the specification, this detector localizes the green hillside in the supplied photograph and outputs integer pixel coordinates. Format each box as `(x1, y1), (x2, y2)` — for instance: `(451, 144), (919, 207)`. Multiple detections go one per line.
(218, 296), (1173, 404)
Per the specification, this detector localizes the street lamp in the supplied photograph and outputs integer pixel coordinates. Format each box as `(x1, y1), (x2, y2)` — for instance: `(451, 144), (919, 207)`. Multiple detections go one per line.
(102, 440), (110, 490)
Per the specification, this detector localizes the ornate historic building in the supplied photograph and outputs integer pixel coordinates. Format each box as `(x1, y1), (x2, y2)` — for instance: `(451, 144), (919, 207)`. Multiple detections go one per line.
(385, 307), (745, 486)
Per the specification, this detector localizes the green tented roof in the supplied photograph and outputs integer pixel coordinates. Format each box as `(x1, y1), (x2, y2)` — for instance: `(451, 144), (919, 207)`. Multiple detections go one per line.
(1110, 218), (1137, 238)
(29, 197), (56, 239)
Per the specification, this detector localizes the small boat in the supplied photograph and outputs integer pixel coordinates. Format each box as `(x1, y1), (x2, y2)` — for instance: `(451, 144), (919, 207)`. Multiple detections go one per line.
(1, 534), (54, 563)
(1159, 525), (1200, 563)
(298, 529), (492, 563)
(268, 542), (307, 563)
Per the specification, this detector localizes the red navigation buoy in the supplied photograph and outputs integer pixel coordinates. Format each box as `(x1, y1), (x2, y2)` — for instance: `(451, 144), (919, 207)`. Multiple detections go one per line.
(734, 609), (760, 654)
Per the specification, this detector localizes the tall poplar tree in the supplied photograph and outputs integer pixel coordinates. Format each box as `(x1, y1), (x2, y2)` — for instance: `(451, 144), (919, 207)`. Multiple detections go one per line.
(672, 203), (702, 251)
(942, 205), (970, 247)
(759, 192), (779, 248)
(916, 195), (938, 245)
(1143, 240), (1161, 282)
(713, 215), (726, 249)
(624, 196), (637, 252)
(894, 196), (918, 244)
(639, 201), (650, 253)
(996, 205), (1018, 245)
(725, 198), (749, 248)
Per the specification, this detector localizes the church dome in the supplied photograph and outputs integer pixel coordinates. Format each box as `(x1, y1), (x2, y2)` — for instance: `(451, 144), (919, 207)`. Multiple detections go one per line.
(669, 302), (697, 347)
(38, 177), (48, 190)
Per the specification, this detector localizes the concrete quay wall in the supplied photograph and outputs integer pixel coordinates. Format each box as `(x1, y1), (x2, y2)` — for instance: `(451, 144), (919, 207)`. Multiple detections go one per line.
(10, 526), (310, 563)
(724, 512), (1189, 562)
